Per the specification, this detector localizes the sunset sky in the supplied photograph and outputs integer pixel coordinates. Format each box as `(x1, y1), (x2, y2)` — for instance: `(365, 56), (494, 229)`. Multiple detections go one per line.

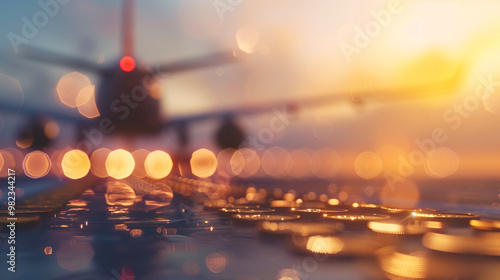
(2, 0), (500, 179)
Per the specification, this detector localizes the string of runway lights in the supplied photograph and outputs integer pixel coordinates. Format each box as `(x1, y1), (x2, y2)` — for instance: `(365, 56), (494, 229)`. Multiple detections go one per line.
(0, 146), (345, 180)
(0, 144), (461, 180)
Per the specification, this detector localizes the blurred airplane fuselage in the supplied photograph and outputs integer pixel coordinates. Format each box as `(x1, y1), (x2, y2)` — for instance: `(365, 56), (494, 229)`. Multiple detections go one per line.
(96, 62), (162, 136)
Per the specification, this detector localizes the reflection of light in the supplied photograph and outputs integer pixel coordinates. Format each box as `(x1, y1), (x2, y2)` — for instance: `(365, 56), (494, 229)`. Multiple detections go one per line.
(44, 121), (60, 139)
(324, 214), (389, 221)
(425, 148), (459, 178)
(56, 72), (92, 108)
(190, 149), (217, 178)
(90, 148), (110, 178)
(67, 199), (88, 207)
(132, 149), (149, 178)
(328, 198), (340, 206)
(236, 25), (260, 53)
(44, 246), (53, 255)
(306, 236), (343, 254)
(76, 85), (100, 118)
(354, 151), (382, 179)
(61, 149), (91, 179)
(144, 183), (173, 207)
(368, 221), (404, 234)
(106, 149), (135, 179)
(56, 240), (94, 271)
(130, 229), (143, 238)
(23, 151), (51, 179)
(381, 180), (420, 208)
(115, 224), (128, 231)
(145, 150), (173, 179)
(120, 56), (136, 72)
(105, 181), (136, 206)
(205, 252), (227, 274)
(379, 250), (429, 279)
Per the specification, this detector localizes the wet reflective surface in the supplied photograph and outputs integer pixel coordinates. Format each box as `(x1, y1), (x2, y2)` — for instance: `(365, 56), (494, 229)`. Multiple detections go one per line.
(1, 176), (500, 280)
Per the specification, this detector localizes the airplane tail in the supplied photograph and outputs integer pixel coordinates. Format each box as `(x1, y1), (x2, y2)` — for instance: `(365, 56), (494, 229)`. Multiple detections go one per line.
(122, 0), (134, 57)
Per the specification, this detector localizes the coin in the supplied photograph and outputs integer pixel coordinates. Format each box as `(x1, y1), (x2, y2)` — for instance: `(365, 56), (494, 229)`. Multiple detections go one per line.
(411, 212), (479, 226)
(324, 213), (390, 230)
(290, 233), (383, 257)
(290, 208), (348, 218)
(258, 220), (344, 236)
(219, 207), (275, 217)
(423, 231), (500, 256)
(368, 220), (442, 235)
(470, 219), (500, 231)
(231, 214), (300, 225)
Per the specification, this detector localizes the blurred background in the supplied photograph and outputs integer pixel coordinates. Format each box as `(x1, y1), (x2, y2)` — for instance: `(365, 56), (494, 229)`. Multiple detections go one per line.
(2, 0), (500, 189)
(4, 1), (500, 280)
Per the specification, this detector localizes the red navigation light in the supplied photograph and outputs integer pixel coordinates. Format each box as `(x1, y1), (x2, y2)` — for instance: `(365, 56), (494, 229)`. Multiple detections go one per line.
(120, 56), (136, 72)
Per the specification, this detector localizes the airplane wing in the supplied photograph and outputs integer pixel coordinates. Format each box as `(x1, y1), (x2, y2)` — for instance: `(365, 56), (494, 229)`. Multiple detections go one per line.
(19, 45), (106, 74)
(0, 99), (88, 124)
(166, 59), (466, 125)
(155, 51), (238, 74)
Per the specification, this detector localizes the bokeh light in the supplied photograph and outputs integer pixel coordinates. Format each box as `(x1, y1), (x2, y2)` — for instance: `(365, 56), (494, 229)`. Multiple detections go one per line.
(16, 130), (34, 149)
(90, 148), (111, 178)
(56, 240), (94, 271)
(145, 150), (173, 179)
(132, 149), (149, 178)
(76, 85), (100, 118)
(22, 151), (51, 179)
(0, 152), (4, 173)
(230, 148), (260, 178)
(483, 82), (500, 114)
(216, 148), (235, 177)
(236, 25), (260, 53)
(190, 148), (217, 178)
(105, 149), (135, 179)
(205, 252), (227, 274)
(56, 72), (92, 108)
(425, 148), (460, 178)
(354, 151), (382, 179)
(120, 56), (136, 72)
(44, 121), (60, 139)
(61, 149), (91, 179)
(262, 147), (292, 177)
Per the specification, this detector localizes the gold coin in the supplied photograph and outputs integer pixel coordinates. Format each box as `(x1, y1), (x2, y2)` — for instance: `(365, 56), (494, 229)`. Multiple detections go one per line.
(470, 219), (500, 231)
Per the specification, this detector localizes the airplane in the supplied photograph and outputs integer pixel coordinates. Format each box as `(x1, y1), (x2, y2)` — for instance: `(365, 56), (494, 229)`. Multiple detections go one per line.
(0, 0), (466, 158)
